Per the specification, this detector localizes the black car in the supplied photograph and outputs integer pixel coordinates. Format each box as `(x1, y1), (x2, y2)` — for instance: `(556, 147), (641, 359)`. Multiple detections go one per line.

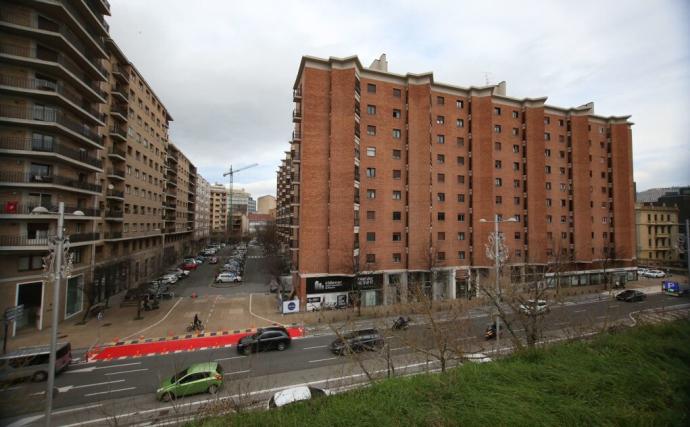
(330, 329), (384, 355)
(237, 327), (291, 355)
(616, 290), (646, 302)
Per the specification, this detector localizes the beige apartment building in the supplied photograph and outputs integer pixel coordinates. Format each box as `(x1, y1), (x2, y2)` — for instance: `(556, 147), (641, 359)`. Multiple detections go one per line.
(635, 203), (681, 267)
(194, 175), (210, 249)
(210, 184), (227, 234)
(0, 0), (205, 333)
(257, 194), (276, 217)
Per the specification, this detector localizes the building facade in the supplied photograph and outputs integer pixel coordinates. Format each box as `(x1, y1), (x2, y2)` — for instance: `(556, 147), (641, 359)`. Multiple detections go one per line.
(280, 54), (637, 310)
(257, 194), (276, 216)
(209, 184), (227, 234)
(194, 175), (210, 249)
(0, 1), (205, 333)
(635, 203), (681, 267)
(248, 212), (274, 234)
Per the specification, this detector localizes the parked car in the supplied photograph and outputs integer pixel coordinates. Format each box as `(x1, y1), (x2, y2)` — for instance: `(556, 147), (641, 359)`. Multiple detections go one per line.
(647, 270), (666, 278)
(167, 268), (189, 278)
(216, 272), (242, 283)
(462, 352), (493, 363)
(330, 329), (384, 355)
(156, 362), (224, 401)
(616, 289), (646, 302)
(236, 327), (291, 355)
(158, 274), (178, 285)
(181, 261), (198, 271)
(268, 386), (328, 409)
(208, 256), (218, 264)
(519, 299), (550, 315)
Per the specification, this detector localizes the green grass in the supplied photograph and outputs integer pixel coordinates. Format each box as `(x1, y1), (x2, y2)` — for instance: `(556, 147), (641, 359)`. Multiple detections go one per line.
(195, 321), (690, 427)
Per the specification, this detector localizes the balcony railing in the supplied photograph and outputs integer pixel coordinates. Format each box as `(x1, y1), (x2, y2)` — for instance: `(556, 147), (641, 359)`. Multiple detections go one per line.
(0, 104), (103, 147)
(105, 209), (123, 218)
(106, 168), (125, 178)
(292, 109), (302, 121)
(106, 189), (124, 198)
(103, 231), (123, 240)
(0, 203), (99, 216)
(292, 131), (302, 141)
(0, 232), (100, 247)
(0, 43), (106, 99)
(0, 136), (102, 168)
(0, 74), (104, 122)
(82, 0), (110, 31)
(111, 65), (129, 82)
(110, 104), (128, 119)
(0, 171), (102, 193)
(293, 87), (302, 99)
(109, 125), (127, 139)
(111, 84), (129, 100)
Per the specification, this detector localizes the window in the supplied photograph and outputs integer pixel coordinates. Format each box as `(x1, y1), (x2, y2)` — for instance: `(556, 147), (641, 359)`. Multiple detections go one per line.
(561, 232), (568, 239)
(392, 211), (401, 220)
(495, 178), (502, 187)
(457, 156), (465, 166)
(561, 199), (567, 207)
(495, 160), (502, 169)
(545, 182), (552, 190)
(392, 149), (401, 159)
(560, 167), (566, 175)
(437, 173), (445, 183)
(512, 110), (519, 118)
(437, 154), (445, 164)
(393, 169), (401, 179)
(456, 99), (464, 109)
(437, 252), (446, 261)
(366, 232), (376, 241)
(494, 107), (501, 115)
(494, 125), (502, 133)
(457, 194), (465, 202)
(546, 198), (552, 207)
(436, 116), (445, 124)
(437, 193), (445, 202)
(366, 254), (376, 263)
(456, 137), (465, 147)
(512, 128), (519, 136)
(437, 134), (445, 144)
(392, 129), (401, 139)
(457, 175), (465, 184)
(513, 144), (520, 153)
(514, 196), (520, 205)
(367, 125), (376, 136)
(437, 212), (446, 221)
(393, 88), (401, 97)
(457, 213), (465, 222)
(545, 149), (551, 157)
(456, 119), (464, 128)
(393, 253), (401, 263)
(559, 135), (565, 142)
(365, 210), (374, 220)
(544, 132), (551, 141)
(367, 105), (376, 115)
(367, 83), (376, 93)
(436, 96), (444, 105)
(561, 216), (567, 223)
(392, 232), (402, 241)
(513, 162), (520, 171)
(366, 147), (376, 157)
(392, 191), (402, 200)
(458, 232), (465, 240)
(367, 189), (376, 199)
(515, 232), (521, 240)
(18, 255), (44, 271)
(513, 179), (520, 188)
(495, 196), (502, 204)
(495, 142), (502, 151)
(559, 150), (565, 159)
(458, 251), (466, 260)
(393, 109), (401, 118)
(545, 165), (551, 174)
(366, 168), (376, 178)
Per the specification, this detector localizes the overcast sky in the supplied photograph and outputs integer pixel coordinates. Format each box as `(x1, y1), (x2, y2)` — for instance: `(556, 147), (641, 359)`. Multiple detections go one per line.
(108, 0), (690, 197)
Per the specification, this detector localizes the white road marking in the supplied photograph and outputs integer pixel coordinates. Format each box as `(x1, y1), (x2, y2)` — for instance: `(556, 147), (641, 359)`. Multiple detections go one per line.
(223, 370), (251, 376)
(215, 356), (246, 361)
(104, 368), (148, 376)
(84, 386), (136, 397)
(121, 297), (184, 341)
(573, 309), (587, 313)
(302, 345), (328, 350)
(67, 362), (141, 374)
(58, 379), (125, 393)
(309, 357), (338, 363)
(390, 346), (409, 351)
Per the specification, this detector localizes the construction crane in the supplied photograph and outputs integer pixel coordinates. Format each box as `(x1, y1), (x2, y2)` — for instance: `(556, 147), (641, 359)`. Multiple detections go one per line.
(223, 163), (258, 240)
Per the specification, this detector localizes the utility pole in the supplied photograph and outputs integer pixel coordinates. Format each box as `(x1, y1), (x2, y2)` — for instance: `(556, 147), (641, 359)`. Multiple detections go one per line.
(223, 163), (258, 241)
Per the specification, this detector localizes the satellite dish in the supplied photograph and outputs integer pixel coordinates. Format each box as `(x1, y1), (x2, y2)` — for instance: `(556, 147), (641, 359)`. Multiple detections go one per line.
(108, 184), (114, 190)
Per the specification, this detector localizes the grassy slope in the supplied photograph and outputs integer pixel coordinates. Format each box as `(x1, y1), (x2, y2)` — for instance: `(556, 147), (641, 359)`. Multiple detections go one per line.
(197, 321), (690, 427)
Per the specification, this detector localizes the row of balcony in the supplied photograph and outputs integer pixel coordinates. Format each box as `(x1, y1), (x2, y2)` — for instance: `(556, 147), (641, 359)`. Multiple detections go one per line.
(0, 74), (105, 124)
(0, 232), (100, 247)
(0, 136), (102, 169)
(0, 9), (108, 78)
(106, 168), (125, 179)
(111, 65), (129, 83)
(0, 203), (99, 216)
(108, 146), (125, 159)
(0, 43), (107, 100)
(110, 104), (128, 121)
(55, 0), (109, 40)
(0, 103), (103, 148)
(0, 171), (102, 193)
(106, 189), (124, 199)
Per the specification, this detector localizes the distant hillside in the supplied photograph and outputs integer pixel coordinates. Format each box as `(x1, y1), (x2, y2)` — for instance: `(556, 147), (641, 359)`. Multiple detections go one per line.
(637, 186), (681, 203)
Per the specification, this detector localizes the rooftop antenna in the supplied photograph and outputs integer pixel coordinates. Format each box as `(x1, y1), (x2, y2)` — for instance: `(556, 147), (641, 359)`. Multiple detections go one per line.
(484, 72), (492, 86)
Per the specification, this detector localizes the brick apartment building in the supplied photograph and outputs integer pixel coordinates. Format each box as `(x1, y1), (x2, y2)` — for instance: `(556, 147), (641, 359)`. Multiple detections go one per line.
(278, 54), (637, 310)
(0, 0), (208, 334)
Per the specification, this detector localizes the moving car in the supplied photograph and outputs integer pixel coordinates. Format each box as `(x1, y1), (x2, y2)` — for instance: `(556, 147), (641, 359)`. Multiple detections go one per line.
(0, 342), (72, 383)
(181, 260), (198, 270)
(330, 329), (384, 355)
(268, 386), (328, 408)
(616, 289), (646, 302)
(519, 299), (550, 315)
(216, 272), (242, 283)
(237, 326), (291, 355)
(157, 362), (224, 401)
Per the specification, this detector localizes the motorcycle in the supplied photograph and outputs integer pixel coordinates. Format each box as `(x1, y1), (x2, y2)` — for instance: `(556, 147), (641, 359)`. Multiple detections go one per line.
(485, 324), (497, 340)
(392, 316), (411, 331)
(186, 322), (205, 333)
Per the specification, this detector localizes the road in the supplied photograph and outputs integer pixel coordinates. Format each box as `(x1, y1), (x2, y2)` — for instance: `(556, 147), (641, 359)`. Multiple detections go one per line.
(2, 288), (688, 426)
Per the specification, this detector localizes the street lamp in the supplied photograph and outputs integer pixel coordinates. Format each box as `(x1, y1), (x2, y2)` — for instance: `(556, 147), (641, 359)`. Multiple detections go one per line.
(32, 202), (84, 426)
(479, 215), (518, 353)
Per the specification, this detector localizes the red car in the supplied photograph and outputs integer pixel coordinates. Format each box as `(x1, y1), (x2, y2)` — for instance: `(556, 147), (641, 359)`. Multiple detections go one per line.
(181, 261), (198, 271)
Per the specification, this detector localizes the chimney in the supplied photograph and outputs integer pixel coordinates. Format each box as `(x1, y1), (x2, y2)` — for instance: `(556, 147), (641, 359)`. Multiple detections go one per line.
(369, 53), (388, 72)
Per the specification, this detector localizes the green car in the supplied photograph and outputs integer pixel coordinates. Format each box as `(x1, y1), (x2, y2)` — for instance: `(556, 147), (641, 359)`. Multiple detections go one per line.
(157, 362), (224, 401)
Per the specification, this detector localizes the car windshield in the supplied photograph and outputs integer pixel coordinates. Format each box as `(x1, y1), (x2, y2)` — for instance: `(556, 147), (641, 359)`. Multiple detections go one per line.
(171, 368), (188, 382)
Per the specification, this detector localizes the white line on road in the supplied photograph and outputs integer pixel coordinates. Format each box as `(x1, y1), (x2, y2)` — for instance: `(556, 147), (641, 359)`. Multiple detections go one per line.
(121, 297), (184, 341)
(104, 368), (148, 376)
(597, 315), (609, 319)
(223, 370), (251, 376)
(67, 362), (141, 373)
(302, 345), (328, 350)
(215, 356), (246, 361)
(248, 293), (281, 325)
(573, 309), (587, 313)
(84, 386), (136, 397)
(58, 379), (126, 393)
(4, 404), (104, 427)
(308, 357), (338, 363)
(390, 346), (409, 351)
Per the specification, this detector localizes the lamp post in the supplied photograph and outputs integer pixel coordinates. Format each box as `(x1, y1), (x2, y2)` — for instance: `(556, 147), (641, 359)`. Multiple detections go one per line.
(479, 215), (518, 353)
(32, 202), (84, 426)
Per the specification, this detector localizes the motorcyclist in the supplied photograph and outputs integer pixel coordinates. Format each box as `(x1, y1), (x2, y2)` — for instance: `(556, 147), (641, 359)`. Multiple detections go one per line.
(394, 316), (410, 329)
(193, 314), (202, 330)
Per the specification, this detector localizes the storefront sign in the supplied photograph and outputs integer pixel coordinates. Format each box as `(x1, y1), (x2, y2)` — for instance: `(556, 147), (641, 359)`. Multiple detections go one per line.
(306, 274), (383, 294)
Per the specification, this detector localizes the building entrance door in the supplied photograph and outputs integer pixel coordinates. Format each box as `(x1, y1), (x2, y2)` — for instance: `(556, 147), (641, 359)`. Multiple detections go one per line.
(16, 281), (43, 333)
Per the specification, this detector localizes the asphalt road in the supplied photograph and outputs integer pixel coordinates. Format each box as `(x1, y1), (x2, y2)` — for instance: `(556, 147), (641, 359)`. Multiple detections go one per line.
(2, 291), (688, 426)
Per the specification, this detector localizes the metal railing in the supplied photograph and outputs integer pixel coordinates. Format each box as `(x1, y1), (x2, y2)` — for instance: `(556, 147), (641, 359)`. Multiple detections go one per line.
(108, 147), (126, 158)
(0, 232), (99, 246)
(0, 136), (102, 168)
(110, 104), (128, 119)
(0, 74), (104, 122)
(111, 85), (128, 100)
(292, 131), (302, 140)
(106, 189), (124, 198)
(292, 109), (302, 119)
(105, 209), (123, 218)
(0, 171), (102, 192)
(109, 125), (127, 139)
(0, 103), (103, 147)
(106, 168), (125, 178)
(293, 87), (302, 98)
(0, 203), (99, 216)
